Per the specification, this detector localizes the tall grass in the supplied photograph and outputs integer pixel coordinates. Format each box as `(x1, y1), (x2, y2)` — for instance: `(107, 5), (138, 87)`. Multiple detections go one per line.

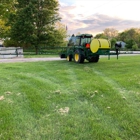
(0, 55), (140, 140)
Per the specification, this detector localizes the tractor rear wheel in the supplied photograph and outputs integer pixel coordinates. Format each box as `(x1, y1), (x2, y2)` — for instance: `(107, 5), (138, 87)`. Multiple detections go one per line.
(74, 49), (84, 63)
(67, 55), (72, 61)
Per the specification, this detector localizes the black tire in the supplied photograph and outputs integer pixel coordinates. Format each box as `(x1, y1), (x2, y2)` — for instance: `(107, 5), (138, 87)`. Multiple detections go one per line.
(67, 55), (72, 61)
(60, 54), (66, 58)
(95, 55), (99, 62)
(74, 49), (84, 63)
(88, 55), (99, 63)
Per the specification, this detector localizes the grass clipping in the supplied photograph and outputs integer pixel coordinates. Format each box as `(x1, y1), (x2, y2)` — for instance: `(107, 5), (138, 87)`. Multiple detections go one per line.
(58, 107), (69, 115)
(0, 96), (4, 101)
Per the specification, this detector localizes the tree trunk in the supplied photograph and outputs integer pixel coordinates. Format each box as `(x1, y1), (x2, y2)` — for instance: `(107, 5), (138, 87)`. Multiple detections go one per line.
(35, 46), (38, 55)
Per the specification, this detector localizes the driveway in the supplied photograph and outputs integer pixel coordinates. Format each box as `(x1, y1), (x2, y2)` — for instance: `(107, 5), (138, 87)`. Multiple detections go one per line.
(0, 57), (63, 63)
(0, 53), (139, 63)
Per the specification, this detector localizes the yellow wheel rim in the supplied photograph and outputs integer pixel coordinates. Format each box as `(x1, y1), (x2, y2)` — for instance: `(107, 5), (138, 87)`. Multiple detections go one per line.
(75, 53), (79, 62)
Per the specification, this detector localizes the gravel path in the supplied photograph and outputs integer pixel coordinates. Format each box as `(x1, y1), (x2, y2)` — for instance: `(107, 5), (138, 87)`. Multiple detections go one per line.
(0, 54), (139, 63)
(0, 57), (64, 63)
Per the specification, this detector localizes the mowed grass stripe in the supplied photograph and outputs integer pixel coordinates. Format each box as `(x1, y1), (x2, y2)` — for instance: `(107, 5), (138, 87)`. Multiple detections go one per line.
(0, 62), (84, 139)
(59, 57), (140, 139)
(90, 66), (140, 138)
(0, 56), (140, 139)
(52, 60), (140, 139)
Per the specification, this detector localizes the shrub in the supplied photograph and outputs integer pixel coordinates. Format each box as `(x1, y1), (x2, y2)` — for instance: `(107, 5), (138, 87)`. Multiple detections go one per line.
(132, 43), (138, 50)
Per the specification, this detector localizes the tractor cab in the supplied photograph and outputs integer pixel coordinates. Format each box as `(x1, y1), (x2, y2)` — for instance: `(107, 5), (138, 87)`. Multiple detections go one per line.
(68, 34), (93, 47)
(77, 34), (93, 46)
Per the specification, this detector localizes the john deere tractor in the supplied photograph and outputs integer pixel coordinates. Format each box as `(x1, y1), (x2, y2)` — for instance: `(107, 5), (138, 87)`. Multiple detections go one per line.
(60, 34), (112, 63)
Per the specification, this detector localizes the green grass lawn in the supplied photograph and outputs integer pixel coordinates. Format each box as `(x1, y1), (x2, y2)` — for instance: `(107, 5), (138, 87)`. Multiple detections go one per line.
(0, 55), (140, 140)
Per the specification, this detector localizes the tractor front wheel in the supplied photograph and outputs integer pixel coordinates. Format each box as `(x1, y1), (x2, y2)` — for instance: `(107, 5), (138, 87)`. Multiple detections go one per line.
(74, 49), (84, 63)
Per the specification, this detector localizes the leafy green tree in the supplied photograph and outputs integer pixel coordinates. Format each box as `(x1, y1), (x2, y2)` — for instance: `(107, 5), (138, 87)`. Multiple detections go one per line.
(132, 43), (138, 51)
(117, 32), (126, 42)
(3, 38), (19, 47)
(0, 0), (17, 40)
(117, 28), (140, 48)
(94, 33), (107, 39)
(125, 39), (136, 49)
(103, 28), (118, 39)
(46, 22), (68, 47)
(110, 38), (117, 48)
(0, 0), (17, 20)
(9, 0), (60, 54)
(0, 19), (10, 39)
(31, 22), (68, 48)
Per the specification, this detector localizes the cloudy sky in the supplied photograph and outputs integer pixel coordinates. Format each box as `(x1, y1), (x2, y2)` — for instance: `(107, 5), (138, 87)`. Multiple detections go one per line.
(59, 0), (140, 36)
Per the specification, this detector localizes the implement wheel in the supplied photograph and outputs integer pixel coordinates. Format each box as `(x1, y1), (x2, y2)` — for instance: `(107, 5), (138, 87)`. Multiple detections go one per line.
(67, 55), (72, 61)
(88, 55), (99, 63)
(74, 49), (84, 63)
(60, 54), (66, 58)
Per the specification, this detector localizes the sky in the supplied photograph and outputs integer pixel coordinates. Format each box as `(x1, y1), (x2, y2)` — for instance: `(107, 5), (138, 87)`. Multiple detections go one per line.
(59, 0), (140, 36)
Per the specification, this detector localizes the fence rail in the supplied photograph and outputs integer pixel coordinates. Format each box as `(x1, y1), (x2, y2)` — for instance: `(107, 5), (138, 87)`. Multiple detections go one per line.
(23, 46), (65, 55)
(1, 46), (140, 58)
(0, 47), (66, 58)
(0, 47), (23, 58)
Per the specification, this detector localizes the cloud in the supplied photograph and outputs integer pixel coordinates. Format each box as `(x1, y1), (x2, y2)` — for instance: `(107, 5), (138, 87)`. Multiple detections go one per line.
(59, 5), (76, 22)
(59, 2), (140, 36)
(78, 14), (140, 34)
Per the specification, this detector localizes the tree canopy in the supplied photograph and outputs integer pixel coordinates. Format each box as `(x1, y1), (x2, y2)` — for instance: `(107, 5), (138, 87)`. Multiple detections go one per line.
(95, 28), (140, 49)
(103, 28), (118, 39)
(0, 0), (68, 53)
(8, 0), (61, 53)
(1, 1), (140, 51)
(0, 0), (16, 40)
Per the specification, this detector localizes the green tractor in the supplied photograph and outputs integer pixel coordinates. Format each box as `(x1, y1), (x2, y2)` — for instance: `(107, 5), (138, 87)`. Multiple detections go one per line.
(60, 34), (114, 63)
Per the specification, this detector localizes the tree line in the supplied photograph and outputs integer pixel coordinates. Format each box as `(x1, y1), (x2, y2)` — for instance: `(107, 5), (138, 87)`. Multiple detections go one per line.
(0, 0), (140, 53)
(0, 0), (67, 54)
(94, 28), (140, 50)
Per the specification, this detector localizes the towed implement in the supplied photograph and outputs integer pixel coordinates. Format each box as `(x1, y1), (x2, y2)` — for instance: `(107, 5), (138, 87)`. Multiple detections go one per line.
(60, 34), (122, 63)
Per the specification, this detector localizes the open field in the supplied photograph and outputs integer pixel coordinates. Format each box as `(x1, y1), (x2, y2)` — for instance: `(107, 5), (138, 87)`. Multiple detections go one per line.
(0, 55), (140, 140)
